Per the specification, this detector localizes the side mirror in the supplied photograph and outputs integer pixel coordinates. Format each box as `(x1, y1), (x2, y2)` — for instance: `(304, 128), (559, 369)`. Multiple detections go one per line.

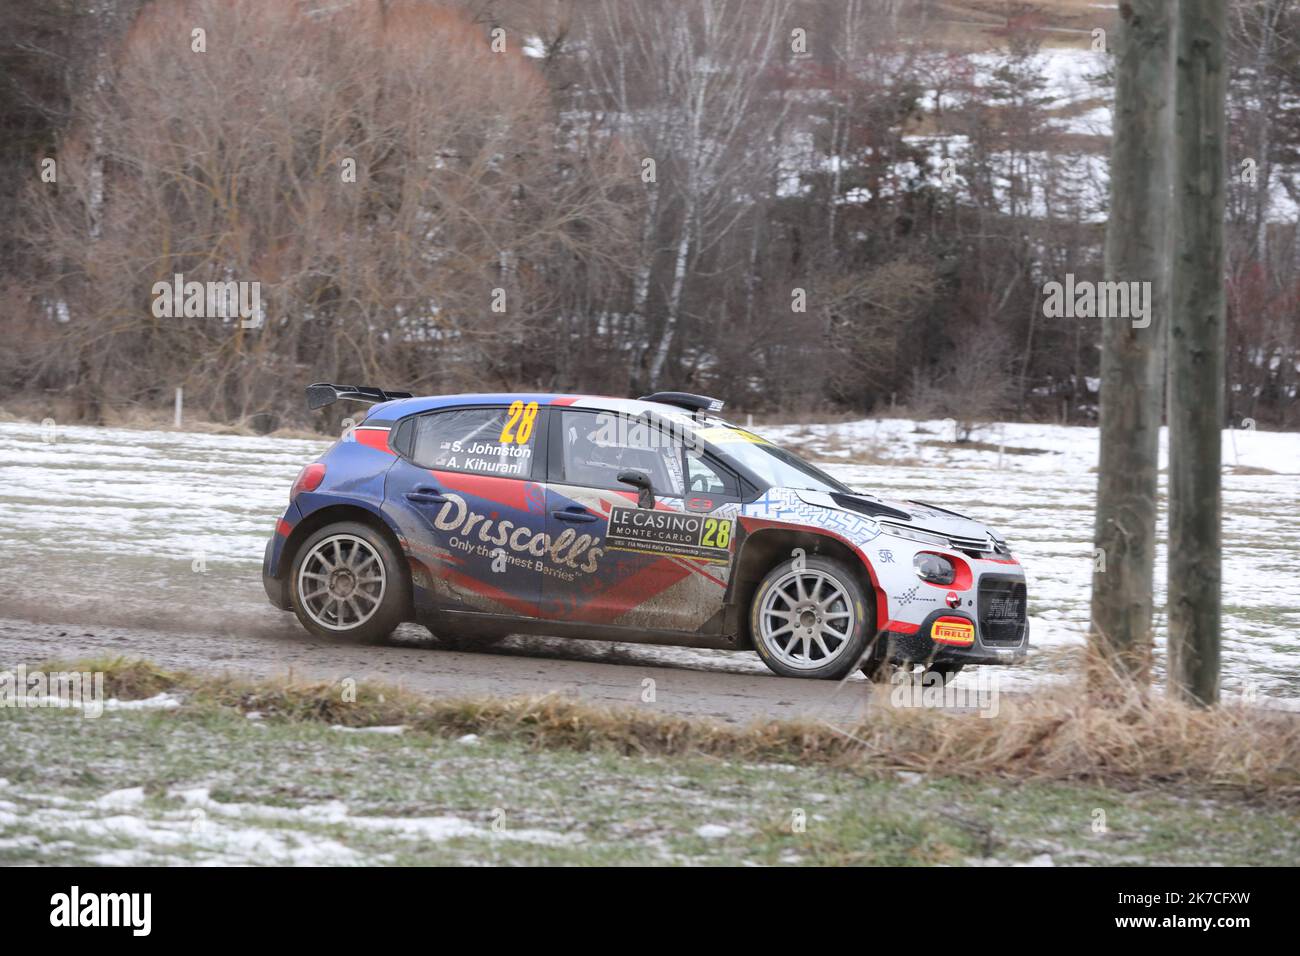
(617, 469), (655, 510)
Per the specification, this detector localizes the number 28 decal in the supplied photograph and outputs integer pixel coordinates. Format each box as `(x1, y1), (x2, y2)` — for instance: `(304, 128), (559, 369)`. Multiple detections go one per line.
(499, 401), (539, 445)
(701, 516), (731, 549)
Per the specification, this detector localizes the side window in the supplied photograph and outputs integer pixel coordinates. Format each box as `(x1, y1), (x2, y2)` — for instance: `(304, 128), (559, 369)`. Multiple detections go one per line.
(686, 449), (739, 497)
(409, 404), (539, 479)
(558, 410), (685, 497)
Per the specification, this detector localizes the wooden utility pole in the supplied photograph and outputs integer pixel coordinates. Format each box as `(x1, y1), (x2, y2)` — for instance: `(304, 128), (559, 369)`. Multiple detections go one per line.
(1168, 0), (1228, 706)
(1089, 0), (1173, 686)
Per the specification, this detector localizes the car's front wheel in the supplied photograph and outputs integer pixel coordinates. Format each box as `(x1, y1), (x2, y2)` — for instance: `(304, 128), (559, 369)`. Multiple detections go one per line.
(750, 555), (874, 680)
(290, 521), (409, 643)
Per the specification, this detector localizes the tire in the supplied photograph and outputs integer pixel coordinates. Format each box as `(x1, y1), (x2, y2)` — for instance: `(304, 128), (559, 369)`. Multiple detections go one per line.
(750, 554), (875, 680)
(289, 521), (409, 643)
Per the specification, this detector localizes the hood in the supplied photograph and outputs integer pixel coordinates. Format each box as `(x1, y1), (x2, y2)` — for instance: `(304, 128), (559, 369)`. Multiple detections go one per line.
(792, 489), (999, 550)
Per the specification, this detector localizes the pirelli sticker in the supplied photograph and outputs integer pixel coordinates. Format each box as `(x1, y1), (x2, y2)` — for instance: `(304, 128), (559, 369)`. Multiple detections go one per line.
(606, 507), (734, 563)
(932, 617), (975, 647)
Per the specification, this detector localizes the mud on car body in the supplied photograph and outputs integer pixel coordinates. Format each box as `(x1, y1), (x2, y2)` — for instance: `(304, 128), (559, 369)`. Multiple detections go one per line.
(263, 385), (1029, 680)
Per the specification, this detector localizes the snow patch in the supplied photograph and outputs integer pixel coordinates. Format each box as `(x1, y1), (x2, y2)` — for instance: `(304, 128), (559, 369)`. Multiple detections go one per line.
(93, 787), (147, 810)
(695, 823), (732, 839)
(330, 724), (408, 735)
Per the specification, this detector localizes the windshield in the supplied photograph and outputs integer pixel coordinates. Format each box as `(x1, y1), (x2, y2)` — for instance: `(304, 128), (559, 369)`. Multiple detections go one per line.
(659, 412), (850, 494)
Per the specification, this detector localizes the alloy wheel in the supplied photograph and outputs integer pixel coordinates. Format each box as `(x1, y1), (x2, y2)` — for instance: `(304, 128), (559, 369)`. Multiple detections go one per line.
(296, 533), (387, 631)
(758, 569), (856, 671)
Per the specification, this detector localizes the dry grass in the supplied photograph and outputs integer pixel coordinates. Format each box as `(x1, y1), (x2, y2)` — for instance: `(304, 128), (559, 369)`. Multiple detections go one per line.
(55, 657), (1300, 804)
(919, 438), (1050, 456)
(0, 400), (327, 440)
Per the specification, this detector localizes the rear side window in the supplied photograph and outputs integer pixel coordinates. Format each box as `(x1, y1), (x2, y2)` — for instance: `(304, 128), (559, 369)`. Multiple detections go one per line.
(409, 404), (539, 479)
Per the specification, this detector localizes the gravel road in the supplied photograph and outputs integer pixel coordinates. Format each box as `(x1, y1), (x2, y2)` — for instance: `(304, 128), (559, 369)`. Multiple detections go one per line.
(0, 615), (883, 726)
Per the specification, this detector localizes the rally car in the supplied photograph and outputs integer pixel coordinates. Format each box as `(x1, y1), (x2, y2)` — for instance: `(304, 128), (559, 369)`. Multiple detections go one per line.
(263, 385), (1028, 680)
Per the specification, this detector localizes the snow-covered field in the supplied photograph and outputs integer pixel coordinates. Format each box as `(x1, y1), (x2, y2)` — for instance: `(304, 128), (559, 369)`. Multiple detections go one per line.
(0, 416), (1295, 702)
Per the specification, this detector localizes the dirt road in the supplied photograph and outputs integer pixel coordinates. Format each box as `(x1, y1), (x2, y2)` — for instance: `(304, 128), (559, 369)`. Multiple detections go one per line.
(0, 615), (884, 726)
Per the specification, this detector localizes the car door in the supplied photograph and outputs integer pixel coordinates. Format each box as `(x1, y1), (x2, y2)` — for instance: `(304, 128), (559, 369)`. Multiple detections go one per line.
(384, 402), (548, 618)
(540, 407), (742, 632)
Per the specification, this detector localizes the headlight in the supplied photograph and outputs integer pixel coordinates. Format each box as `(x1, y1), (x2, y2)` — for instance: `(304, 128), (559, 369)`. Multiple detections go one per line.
(880, 523), (949, 548)
(914, 553), (956, 585)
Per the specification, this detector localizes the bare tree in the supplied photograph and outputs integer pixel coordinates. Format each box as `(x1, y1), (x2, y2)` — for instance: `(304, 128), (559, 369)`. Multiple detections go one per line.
(1088, 0), (1174, 686)
(584, 0), (791, 389)
(1168, 0), (1229, 706)
(22, 0), (633, 424)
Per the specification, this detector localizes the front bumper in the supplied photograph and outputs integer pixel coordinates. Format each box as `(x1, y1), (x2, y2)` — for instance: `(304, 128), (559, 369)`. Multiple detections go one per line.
(880, 574), (1029, 666)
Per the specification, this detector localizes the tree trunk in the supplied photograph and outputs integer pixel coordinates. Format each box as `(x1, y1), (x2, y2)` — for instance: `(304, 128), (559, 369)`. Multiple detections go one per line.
(1088, 0), (1173, 686)
(647, 213), (692, 388)
(1168, 0), (1228, 706)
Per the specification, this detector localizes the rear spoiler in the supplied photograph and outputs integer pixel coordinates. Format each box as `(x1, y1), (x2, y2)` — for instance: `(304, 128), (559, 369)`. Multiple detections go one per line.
(638, 391), (725, 414)
(306, 382), (414, 410)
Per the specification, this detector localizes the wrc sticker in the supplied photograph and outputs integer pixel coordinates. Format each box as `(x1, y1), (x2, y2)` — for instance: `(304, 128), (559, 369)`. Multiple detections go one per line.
(606, 506), (734, 563)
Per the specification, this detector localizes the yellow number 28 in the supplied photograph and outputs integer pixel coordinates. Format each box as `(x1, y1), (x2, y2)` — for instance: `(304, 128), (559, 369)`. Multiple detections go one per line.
(702, 517), (731, 549)
(499, 401), (539, 445)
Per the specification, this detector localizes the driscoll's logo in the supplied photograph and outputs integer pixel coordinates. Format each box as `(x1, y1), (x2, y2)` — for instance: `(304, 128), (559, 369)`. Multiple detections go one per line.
(432, 494), (603, 573)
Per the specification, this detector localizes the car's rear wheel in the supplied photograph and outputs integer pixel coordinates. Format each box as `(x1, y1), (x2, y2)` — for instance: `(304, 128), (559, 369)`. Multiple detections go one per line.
(751, 555), (874, 680)
(290, 521), (408, 643)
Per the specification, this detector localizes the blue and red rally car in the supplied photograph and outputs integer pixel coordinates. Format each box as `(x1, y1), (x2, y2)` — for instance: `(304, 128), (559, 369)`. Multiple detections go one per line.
(263, 385), (1028, 680)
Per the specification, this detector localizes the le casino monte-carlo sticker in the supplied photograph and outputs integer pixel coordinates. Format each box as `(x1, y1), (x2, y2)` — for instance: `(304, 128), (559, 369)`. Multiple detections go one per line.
(606, 506), (734, 563)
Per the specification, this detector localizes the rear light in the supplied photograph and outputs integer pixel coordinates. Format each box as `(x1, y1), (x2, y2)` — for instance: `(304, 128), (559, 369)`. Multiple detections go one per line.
(290, 462), (326, 501)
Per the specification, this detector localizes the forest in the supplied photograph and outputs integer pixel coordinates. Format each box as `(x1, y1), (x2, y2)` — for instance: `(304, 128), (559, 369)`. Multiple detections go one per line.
(0, 0), (1297, 430)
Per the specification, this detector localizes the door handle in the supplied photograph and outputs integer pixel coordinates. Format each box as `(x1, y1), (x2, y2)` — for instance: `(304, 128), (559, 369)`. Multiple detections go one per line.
(552, 508), (598, 523)
(406, 486), (448, 505)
